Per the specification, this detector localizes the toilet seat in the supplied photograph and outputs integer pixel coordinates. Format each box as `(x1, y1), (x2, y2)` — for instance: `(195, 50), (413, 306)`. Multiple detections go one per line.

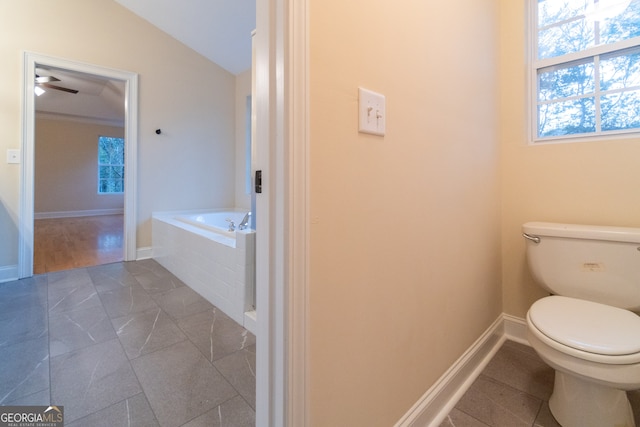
(529, 296), (640, 359)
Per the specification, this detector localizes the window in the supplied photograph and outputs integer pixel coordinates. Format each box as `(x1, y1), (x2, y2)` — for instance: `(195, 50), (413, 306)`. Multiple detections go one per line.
(98, 136), (125, 193)
(532, 0), (640, 141)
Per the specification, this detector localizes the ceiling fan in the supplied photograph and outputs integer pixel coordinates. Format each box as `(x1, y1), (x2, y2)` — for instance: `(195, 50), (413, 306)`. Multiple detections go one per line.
(35, 74), (79, 94)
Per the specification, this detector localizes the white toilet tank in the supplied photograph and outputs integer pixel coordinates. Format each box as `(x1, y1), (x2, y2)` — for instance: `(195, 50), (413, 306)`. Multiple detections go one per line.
(523, 222), (640, 312)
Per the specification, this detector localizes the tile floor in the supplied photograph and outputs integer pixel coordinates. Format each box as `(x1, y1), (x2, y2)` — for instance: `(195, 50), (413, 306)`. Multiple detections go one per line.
(4, 257), (640, 427)
(440, 340), (640, 427)
(0, 259), (255, 427)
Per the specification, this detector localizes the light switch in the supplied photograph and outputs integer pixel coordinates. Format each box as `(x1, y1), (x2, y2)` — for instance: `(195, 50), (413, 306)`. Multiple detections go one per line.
(7, 149), (20, 164)
(358, 87), (386, 136)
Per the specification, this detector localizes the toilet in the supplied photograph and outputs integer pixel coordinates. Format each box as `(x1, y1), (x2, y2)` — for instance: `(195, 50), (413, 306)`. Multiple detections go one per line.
(523, 222), (640, 427)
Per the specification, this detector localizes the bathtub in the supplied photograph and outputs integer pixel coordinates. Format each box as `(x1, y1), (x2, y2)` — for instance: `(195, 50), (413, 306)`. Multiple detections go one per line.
(152, 209), (256, 333)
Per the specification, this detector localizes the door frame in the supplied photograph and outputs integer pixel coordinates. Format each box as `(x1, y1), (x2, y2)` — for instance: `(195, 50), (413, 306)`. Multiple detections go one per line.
(255, 0), (309, 424)
(19, 52), (138, 278)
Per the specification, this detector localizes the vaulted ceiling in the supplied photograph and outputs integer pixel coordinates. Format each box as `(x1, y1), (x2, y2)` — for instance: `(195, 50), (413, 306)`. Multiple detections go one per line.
(36, 1), (255, 126)
(114, 0), (256, 75)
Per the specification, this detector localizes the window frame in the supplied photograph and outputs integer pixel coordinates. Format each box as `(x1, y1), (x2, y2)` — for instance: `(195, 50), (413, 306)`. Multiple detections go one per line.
(528, 0), (640, 144)
(97, 135), (125, 194)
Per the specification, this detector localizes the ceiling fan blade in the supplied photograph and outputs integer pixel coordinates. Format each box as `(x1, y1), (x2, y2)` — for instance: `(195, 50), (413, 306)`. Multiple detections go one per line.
(35, 75), (61, 84)
(40, 83), (79, 94)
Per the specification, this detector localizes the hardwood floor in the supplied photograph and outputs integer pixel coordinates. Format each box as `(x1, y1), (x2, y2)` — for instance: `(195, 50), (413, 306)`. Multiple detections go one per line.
(33, 214), (124, 274)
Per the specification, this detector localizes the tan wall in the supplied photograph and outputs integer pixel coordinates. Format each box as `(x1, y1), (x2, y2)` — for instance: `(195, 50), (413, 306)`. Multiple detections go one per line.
(499, 0), (640, 318)
(308, 0), (502, 425)
(0, 0), (237, 267)
(35, 118), (125, 214)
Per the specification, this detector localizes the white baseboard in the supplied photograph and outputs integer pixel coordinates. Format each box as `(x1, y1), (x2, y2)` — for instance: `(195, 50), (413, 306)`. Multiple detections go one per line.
(395, 314), (528, 427)
(502, 313), (529, 346)
(34, 208), (124, 220)
(136, 247), (153, 260)
(0, 265), (19, 283)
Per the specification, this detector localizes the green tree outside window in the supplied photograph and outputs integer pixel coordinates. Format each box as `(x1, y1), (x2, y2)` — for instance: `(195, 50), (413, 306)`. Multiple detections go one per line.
(534, 0), (640, 139)
(98, 136), (125, 193)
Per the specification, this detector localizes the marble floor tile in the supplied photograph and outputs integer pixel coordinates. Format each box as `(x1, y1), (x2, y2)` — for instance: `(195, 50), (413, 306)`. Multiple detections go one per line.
(213, 345), (256, 409)
(151, 285), (213, 320)
(48, 281), (102, 315)
(455, 375), (543, 427)
(533, 401), (562, 427)
(181, 395), (256, 427)
(629, 390), (640, 422)
(66, 393), (159, 427)
(88, 263), (141, 294)
(0, 276), (48, 317)
(99, 283), (159, 319)
(0, 336), (49, 405)
(440, 408), (490, 427)
(50, 338), (142, 423)
(49, 304), (116, 357)
(112, 307), (187, 359)
(131, 340), (237, 427)
(0, 302), (48, 348)
(0, 274), (47, 296)
(47, 268), (94, 290)
(124, 258), (171, 276)
(177, 307), (256, 363)
(136, 273), (187, 295)
(4, 389), (51, 406)
(1, 260), (255, 426)
(481, 340), (554, 401)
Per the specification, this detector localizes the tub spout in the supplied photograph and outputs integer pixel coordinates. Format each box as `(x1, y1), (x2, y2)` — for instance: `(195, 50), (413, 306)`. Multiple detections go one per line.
(238, 212), (251, 230)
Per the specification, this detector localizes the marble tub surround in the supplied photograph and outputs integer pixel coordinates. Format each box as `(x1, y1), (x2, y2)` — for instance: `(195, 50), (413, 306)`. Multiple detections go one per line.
(440, 340), (640, 427)
(0, 260), (255, 427)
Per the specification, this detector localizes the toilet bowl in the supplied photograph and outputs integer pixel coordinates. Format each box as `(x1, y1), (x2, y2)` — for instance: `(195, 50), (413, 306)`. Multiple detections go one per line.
(527, 296), (640, 427)
(522, 222), (640, 427)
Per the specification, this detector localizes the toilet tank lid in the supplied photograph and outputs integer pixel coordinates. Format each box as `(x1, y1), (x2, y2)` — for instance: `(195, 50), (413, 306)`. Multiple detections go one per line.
(529, 296), (640, 356)
(523, 222), (640, 243)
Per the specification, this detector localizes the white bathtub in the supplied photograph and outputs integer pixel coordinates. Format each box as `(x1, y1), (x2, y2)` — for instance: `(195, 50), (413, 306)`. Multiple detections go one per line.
(177, 211), (251, 237)
(152, 209), (256, 333)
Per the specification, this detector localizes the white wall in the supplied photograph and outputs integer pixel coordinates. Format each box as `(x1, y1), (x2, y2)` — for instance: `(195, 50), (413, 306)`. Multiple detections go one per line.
(35, 118), (124, 216)
(235, 69), (252, 210)
(0, 0), (238, 272)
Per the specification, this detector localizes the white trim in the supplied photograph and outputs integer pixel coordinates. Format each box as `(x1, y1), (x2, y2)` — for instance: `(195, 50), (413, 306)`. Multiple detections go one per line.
(255, 0), (307, 423)
(0, 265), (19, 284)
(34, 209), (124, 220)
(136, 246), (153, 260)
(502, 313), (529, 346)
(395, 314), (529, 427)
(254, 0), (279, 423)
(20, 52), (138, 278)
(287, 0), (309, 425)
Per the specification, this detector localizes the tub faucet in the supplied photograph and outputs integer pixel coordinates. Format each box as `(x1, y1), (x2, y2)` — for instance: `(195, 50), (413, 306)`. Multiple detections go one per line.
(238, 212), (251, 230)
(226, 219), (236, 231)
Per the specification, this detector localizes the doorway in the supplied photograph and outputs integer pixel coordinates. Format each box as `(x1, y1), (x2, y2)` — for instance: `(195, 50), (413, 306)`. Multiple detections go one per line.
(19, 52), (138, 278)
(33, 67), (126, 273)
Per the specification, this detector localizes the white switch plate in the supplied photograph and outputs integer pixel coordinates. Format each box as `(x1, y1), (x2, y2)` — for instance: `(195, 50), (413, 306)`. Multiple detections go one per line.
(358, 87), (386, 136)
(7, 149), (20, 164)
